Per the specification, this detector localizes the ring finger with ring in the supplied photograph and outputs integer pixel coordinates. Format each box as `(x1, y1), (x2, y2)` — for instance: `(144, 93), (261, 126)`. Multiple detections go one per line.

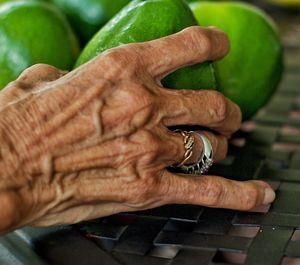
(169, 130), (228, 175)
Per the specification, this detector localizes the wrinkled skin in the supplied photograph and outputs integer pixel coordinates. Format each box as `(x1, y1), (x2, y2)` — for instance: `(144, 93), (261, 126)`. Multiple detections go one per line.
(0, 27), (275, 234)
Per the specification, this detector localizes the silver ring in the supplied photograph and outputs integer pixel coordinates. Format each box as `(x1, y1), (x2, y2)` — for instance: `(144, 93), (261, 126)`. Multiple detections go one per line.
(180, 133), (214, 175)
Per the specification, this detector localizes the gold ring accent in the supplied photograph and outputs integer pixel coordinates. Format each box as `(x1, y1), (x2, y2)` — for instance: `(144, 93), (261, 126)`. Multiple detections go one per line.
(173, 130), (195, 167)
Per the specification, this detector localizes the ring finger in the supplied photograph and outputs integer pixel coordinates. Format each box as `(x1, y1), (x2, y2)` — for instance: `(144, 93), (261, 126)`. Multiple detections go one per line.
(163, 129), (228, 168)
(53, 127), (227, 174)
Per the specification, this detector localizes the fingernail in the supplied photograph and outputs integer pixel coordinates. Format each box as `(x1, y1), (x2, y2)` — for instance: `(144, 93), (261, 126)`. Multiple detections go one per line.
(263, 188), (276, 205)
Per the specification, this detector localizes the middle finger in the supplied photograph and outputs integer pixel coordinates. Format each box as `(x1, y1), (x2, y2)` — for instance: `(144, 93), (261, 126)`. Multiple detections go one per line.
(160, 88), (242, 137)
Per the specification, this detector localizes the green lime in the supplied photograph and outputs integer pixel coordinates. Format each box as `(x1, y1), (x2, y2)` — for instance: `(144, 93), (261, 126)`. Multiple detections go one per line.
(48, 0), (132, 44)
(0, 0), (13, 3)
(0, 1), (80, 89)
(75, 0), (216, 91)
(0, 0), (47, 4)
(190, 2), (283, 120)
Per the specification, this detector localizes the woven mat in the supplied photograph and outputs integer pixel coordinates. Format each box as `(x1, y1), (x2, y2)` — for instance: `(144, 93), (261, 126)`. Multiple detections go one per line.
(1, 11), (300, 265)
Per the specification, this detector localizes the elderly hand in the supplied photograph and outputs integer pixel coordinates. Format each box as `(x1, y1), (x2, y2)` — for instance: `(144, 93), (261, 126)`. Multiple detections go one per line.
(0, 26), (275, 234)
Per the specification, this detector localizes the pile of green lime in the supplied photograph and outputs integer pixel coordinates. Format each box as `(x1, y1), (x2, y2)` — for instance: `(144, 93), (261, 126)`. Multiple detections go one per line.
(74, 0), (216, 91)
(47, 0), (132, 44)
(0, 1), (79, 88)
(191, 2), (283, 119)
(76, 0), (283, 120)
(0, 0), (283, 120)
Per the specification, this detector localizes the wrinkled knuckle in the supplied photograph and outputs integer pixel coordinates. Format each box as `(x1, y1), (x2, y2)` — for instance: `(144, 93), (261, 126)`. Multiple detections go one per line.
(136, 86), (156, 107)
(184, 27), (212, 60)
(102, 47), (138, 75)
(103, 48), (123, 60)
(208, 91), (228, 123)
(19, 63), (45, 74)
(124, 43), (143, 56)
(122, 89), (157, 133)
(202, 178), (223, 207)
(136, 182), (151, 203)
(214, 92), (228, 121)
(185, 26), (208, 41)
(19, 64), (59, 77)
(31, 63), (59, 72)
(194, 28), (212, 58)
(212, 28), (230, 55)
(243, 188), (259, 210)
(127, 175), (157, 206)
(38, 64), (64, 77)
(16, 64), (64, 90)
(199, 30), (213, 58)
(199, 28), (229, 59)
(139, 129), (161, 156)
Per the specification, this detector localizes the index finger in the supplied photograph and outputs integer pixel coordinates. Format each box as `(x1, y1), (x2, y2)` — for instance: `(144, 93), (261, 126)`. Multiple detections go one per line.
(134, 26), (229, 79)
